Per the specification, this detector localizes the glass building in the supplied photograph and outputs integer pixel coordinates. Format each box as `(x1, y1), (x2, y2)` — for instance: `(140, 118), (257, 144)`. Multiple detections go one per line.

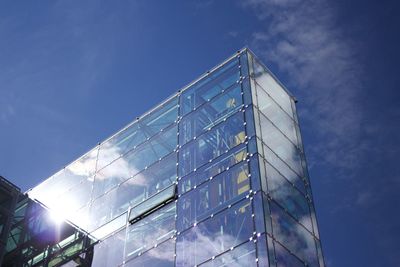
(2, 48), (325, 266)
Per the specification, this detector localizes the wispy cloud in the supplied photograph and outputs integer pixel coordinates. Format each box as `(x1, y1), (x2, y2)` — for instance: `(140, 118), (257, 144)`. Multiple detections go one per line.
(241, 0), (365, 176)
(0, 104), (15, 123)
(241, 1), (400, 265)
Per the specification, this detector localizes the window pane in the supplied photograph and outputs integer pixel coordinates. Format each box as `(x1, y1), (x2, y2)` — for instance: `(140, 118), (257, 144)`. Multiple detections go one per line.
(179, 85), (243, 145)
(176, 198), (254, 266)
(256, 234), (270, 267)
(28, 146), (98, 209)
(91, 228), (125, 267)
(256, 85), (298, 146)
(274, 240), (305, 267)
(199, 240), (257, 267)
(93, 126), (177, 199)
(97, 97), (178, 170)
(56, 178), (93, 214)
(129, 185), (176, 222)
(270, 201), (318, 267)
(124, 125), (177, 174)
(90, 212), (127, 241)
(177, 160), (251, 231)
(124, 239), (175, 267)
(252, 59), (293, 118)
(179, 111), (246, 177)
(263, 145), (306, 194)
(178, 144), (247, 195)
(266, 162), (313, 231)
(260, 114), (303, 177)
(88, 189), (123, 232)
(244, 105), (256, 139)
(180, 58), (240, 116)
(94, 152), (177, 203)
(125, 203), (175, 260)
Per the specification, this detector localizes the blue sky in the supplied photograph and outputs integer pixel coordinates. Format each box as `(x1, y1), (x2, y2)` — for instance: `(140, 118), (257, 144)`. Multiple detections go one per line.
(0, 0), (399, 266)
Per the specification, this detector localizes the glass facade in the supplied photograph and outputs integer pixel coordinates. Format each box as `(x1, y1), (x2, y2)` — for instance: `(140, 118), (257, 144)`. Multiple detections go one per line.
(3, 48), (325, 266)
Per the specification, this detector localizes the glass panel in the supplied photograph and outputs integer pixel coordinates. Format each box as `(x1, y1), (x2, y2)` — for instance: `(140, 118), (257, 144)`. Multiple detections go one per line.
(270, 201), (318, 267)
(124, 239), (175, 267)
(125, 203), (175, 260)
(28, 145), (98, 208)
(265, 162), (313, 231)
(177, 160), (251, 231)
(316, 240), (325, 267)
(91, 228), (125, 267)
(252, 192), (266, 234)
(89, 183), (174, 232)
(129, 185), (176, 222)
(263, 145), (306, 194)
(274, 240), (305, 267)
(97, 97), (178, 170)
(178, 144), (248, 195)
(88, 189), (122, 232)
(176, 198), (254, 266)
(310, 206), (320, 239)
(257, 234), (270, 267)
(247, 136), (258, 155)
(56, 177), (93, 214)
(119, 153), (177, 209)
(244, 105), (256, 140)
(239, 51), (250, 79)
(94, 152), (176, 203)
(179, 110), (246, 177)
(252, 59), (293, 118)
(249, 155), (261, 192)
(68, 205), (90, 230)
(180, 58), (240, 116)
(242, 78), (253, 106)
(93, 126), (177, 199)
(123, 125), (177, 174)
(179, 84), (243, 145)
(252, 106), (262, 139)
(256, 85), (298, 146)
(199, 240), (257, 267)
(260, 114), (303, 177)
(90, 212), (127, 241)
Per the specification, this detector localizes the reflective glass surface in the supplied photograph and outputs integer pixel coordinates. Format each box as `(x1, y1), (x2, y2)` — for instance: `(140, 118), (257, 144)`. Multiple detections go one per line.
(256, 85), (298, 146)
(252, 58), (293, 118)
(23, 49), (324, 267)
(125, 203), (175, 260)
(90, 212), (127, 241)
(94, 152), (177, 203)
(274, 240), (305, 267)
(262, 145), (306, 194)
(97, 97), (178, 170)
(128, 185), (176, 222)
(179, 84), (243, 145)
(28, 145), (98, 210)
(179, 110), (246, 177)
(176, 198), (254, 266)
(265, 161), (313, 231)
(256, 234), (270, 267)
(259, 113), (303, 176)
(177, 160), (251, 231)
(92, 125), (177, 200)
(199, 240), (257, 267)
(124, 239), (175, 267)
(91, 228), (125, 267)
(180, 58), (240, 116)
(178, 144), (248, 195)
(270, 201), (318, 267)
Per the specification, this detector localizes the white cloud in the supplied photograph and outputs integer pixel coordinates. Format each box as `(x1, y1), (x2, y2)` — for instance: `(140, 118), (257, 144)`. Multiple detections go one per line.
(242, 0), (366, 176)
